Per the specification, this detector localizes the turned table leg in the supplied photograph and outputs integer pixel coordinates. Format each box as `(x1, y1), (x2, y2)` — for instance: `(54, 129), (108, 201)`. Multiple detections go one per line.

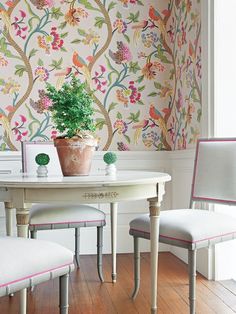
(110, 202), (118, 283)
(148, 197), (161, 314)
(4, 201), (14, 236)
(148, 181), (166, 314)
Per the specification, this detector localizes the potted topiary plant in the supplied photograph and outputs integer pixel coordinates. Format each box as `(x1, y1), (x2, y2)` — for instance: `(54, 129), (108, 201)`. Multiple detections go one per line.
(32, 75), (97, 176)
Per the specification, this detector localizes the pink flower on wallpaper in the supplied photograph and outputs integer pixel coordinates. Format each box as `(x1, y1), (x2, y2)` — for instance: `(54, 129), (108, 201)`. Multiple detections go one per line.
(113, 119), (128, 134)
(37, 27), (64, 54)
(93, 65), (107, 94)
(45, 0), (54, 7)
(109, 41), (132, 64)
(30, 90), (52, 114)
(128, 81), (141, 104)
(118, 0), (138, 8)
(12, 10), (28, 40)
(35, 66), (49, 81)
(29, 0), (54, 10)
(116, 82), (141, 107)
(51, 27), (64, 50)
(51, 130), (58, 139)
(20, 115), (27, 123)
(113, 19), (127, 33)
(117, 142), (130, 151)
(12, 115), (28, 141)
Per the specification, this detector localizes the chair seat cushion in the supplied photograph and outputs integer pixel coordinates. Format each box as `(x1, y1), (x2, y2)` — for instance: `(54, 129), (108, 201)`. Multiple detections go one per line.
(29, 204), (106, 230)
(129, 209), (236, 249)
(0, 236), (74, 296)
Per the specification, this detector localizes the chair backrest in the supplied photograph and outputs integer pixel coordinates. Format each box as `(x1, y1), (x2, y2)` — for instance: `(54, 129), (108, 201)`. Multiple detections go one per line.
(191, 138), (236, 206)
(21, 141), (62, 176)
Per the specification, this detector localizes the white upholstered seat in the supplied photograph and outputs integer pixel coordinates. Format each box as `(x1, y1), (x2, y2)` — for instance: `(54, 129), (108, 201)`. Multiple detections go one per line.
(130, 209), (236, 250)
(20, 141), (105, 281)
(30, 204), (105, 230)
(129, 138), (236, 314)
(0, 236), (74, 313)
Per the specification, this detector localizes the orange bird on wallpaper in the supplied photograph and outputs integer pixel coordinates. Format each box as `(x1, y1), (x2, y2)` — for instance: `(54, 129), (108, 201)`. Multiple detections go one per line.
(149, 6), (169, 40)
(72, 52), (93, 84)
(149, 104), (168, 138)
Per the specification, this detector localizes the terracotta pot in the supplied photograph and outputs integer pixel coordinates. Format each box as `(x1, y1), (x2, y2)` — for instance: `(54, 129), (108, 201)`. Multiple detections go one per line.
(54, 137), (97, 176)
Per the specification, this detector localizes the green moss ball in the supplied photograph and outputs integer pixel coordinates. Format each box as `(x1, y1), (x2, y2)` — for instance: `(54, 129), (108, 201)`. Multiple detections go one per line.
(35, 153), (50, 166)
(103, 152), (117, 165)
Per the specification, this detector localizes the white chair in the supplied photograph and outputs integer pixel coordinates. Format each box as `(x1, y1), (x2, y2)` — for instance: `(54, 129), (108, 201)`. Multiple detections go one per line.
(0, 236), (74, 314)
(21, 141), (105, 282)
(129, 138), (236, 314)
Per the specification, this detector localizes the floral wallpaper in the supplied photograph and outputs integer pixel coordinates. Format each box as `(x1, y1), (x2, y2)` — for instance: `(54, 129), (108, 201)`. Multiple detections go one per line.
(0, 0), (201, 151)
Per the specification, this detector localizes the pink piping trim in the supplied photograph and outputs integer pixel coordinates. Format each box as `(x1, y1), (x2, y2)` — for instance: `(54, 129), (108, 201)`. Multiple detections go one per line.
(192, 196), (236, 205)
(130, 228), (236, 244)
(30, 219), (105, 227)
(191, 138), (236, 205)
(0, 262), (73, 288)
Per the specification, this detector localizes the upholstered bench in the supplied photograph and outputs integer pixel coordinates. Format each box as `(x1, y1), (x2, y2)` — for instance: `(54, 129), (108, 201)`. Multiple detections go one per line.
(0, 236), (74, 314)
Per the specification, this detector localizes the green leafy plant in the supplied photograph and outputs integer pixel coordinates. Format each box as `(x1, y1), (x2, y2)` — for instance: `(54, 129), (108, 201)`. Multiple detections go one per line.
(45, 75), (95, 138)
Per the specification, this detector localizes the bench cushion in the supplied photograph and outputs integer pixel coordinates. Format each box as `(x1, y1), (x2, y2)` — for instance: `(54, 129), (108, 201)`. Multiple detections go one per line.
(29, 204), (106, 230)
(0, 237), (74, 296)
(129, 209), (236, 249)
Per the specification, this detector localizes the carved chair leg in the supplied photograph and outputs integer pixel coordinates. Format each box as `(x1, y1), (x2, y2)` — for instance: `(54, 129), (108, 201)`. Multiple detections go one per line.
(30, 230), (37, 239)
(188, 249), (197, 314)
(97, 226), (104, 282)
(74, 228), (80, 268)
(19, 288), (27, 314)
(59, 273), (69, 314)
(132, 236), (140, 299)
(29, 230), (37, 292)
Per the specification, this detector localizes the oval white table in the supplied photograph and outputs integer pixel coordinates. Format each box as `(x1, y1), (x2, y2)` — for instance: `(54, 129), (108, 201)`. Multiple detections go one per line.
(0, 171), (171, 313)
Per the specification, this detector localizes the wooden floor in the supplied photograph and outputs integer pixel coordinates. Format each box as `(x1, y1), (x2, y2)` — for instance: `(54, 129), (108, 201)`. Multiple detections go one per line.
(1, 252), (236, 314)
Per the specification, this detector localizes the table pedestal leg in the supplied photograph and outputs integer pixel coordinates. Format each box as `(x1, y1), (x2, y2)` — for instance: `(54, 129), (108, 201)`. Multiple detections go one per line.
(148, 198), (161, 314)
(4, 202), (14, 236)
(110, 202), (117, 283)
(16, 210), (30, 238)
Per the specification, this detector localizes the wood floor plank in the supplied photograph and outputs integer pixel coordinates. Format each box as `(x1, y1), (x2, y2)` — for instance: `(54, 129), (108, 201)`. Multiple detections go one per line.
(1, 252), (236, 314)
